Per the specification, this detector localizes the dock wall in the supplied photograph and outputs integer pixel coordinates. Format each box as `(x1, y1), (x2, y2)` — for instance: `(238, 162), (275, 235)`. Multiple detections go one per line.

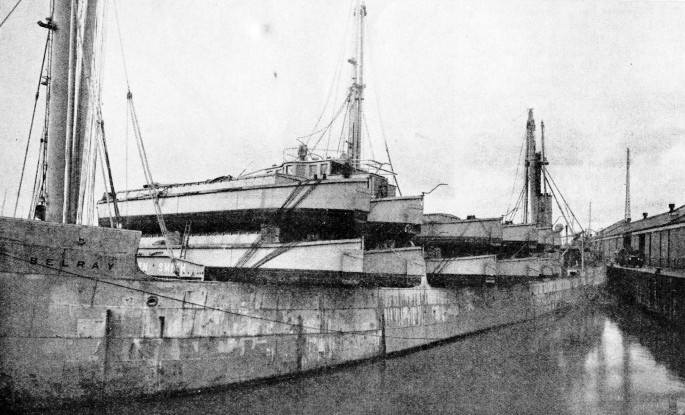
(607, 265), (685, 323)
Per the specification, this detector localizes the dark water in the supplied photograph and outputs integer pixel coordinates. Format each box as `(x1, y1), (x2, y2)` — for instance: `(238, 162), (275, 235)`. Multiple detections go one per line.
(44, 303), (685, 415)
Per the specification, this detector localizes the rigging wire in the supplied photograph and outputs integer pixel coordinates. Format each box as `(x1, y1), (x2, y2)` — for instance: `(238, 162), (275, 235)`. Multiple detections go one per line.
(362, 113), (376, 161)
(97, 116), (122, 227)
(365, 33), (402, 195)
(304, 0), (354, 148)
(543, 173), (572, 234)
(97, 137), (115, 229)
(505, 131), (527, 222)
(29, 21), (54, 220)
(112, 0), (175, 262)
(0, 0), (24, 31)
(296, 91), (350, 141)
(14, 31), (51, 217)
(336, 100), (351, 155)
(111, 0), (130, 91)
(127, 95), (176, 261)
(112, 0), (133, 218)
(543, 165), (585, 233)
(503, 185), (526, 222)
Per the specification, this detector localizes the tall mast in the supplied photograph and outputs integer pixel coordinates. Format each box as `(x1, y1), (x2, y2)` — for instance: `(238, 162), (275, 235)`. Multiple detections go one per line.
(625, 147), (631, 222)
(540, 120), (547, 195)
(70, 0), (100, 224)
(523, 109), (536, 224)
(45, 0), (75, 223)
(347, 2), (366, 169)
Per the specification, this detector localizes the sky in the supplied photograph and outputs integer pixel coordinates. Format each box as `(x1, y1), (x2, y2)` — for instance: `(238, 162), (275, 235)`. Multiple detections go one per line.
(1, 0), (684, 232)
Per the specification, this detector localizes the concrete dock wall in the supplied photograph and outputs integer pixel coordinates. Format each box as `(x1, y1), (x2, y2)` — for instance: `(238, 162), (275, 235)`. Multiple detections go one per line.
(607, 265), (685, 323)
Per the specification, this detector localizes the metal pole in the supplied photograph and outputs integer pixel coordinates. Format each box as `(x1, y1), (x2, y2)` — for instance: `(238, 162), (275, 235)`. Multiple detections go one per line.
(45, 0), (73, 223)
(61, 0), (78, 223)
(70, 0), (100, 224)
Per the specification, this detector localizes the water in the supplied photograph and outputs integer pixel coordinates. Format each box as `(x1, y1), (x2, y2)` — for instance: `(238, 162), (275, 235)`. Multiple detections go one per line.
(43, 303), (685, 415)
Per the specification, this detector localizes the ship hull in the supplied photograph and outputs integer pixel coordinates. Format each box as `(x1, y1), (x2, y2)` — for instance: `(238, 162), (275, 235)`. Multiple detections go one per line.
(0, 266), (604, 409)
(0, 217), (605, 409)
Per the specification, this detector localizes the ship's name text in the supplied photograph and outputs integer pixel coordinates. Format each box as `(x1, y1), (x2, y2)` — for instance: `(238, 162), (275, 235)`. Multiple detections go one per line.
(29, 257), (115, 270)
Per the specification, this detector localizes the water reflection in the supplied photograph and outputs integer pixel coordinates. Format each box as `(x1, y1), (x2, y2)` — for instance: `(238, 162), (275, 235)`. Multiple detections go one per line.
(42, 304), (685, 415)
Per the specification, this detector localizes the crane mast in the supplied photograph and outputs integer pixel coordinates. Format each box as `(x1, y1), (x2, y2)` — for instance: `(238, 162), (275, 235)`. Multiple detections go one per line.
(523, 109), (552, 227)
(347, 2), (366, 169)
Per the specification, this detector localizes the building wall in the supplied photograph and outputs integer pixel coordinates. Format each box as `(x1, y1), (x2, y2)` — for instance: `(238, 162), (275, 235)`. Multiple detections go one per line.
(596, 222), (685, 270)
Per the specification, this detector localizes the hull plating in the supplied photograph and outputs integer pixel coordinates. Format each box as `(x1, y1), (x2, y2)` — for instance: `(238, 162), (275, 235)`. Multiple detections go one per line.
(0, 268), (604, 409)
(0, 217), (605, 408)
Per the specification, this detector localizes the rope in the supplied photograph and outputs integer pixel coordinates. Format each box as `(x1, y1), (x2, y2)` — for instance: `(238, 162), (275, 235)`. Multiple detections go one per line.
(0, 249), (503, 342)
(544, 166), (585, 233)
(505, 131), (527, 222)
(97, 134), (115, 228)
(97, 117), (122, 227)
(311, 97), (349, 153)
(27, 3), (54, 219)
(362, 113), (375, 161)
(336, 100), (351, 155)
(127, 96), (176, 267)
(503, 185), (526, 222)
(301, 91), (351, 152)
(305, 0), (355, 149)
(112, 0), (130, 90)
(14, 32), (51, 217)
(544, 174), (572, 234)
(366, 35), (402, 195)
(0, 0), (24, 31)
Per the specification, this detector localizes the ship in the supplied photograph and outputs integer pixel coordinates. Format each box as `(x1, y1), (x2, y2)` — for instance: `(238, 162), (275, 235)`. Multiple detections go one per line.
(0, 0), (604, 409)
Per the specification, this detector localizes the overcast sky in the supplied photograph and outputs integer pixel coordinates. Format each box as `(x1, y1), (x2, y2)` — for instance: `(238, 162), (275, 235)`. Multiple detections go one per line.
(1, 0), (684, 231)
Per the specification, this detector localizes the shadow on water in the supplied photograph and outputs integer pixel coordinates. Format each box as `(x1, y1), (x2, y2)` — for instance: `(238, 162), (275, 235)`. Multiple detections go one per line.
(36, 302), (685, 415)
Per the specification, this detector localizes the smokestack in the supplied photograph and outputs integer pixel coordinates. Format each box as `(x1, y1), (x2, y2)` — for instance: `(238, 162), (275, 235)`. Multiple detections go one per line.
(643, 212), (648, 219)
(669, 203), (675, 212)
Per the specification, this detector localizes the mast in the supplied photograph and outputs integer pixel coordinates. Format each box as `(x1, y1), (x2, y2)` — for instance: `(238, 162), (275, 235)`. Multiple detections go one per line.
(524, 109), (536, 224)
(45, 0), (74, 223)
(541, 120), (547, 195)
(347, 2), (366, 169)
(625, 147), (631, 222)
(70, 0), (100, 224)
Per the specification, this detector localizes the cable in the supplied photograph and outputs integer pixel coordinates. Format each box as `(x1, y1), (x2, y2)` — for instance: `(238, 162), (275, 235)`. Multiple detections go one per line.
(112, 0), (130, 90)
(304, 0), (354, 148)
(14, 32), (51, 217)
(544, 166), (585, 233)
(505, 132), (527, 222)
(362, 113), (375, 161)
(366, 32), (402, 195)
(297, 92), (350, 142)
(0, 0), (24, 31)
(336, 100), (351, 155)
(310, 95), (349, 152)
